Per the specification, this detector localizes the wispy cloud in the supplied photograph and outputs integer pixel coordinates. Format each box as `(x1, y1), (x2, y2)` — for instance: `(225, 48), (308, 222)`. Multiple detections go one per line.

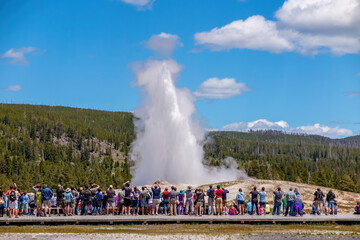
(145, 33), (183, 57)
(222, 119), (354, 138)
(194, 77), (250, 99)
(1, 47), (40, 65)
(343, 91), (360, 97)
(119, 0), (154, 9)
(5, 85), (22, 91)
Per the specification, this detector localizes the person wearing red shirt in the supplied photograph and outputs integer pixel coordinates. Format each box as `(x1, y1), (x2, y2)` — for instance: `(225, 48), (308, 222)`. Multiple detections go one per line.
(162, 188), (170, 215)
(214, 185), (224, 215)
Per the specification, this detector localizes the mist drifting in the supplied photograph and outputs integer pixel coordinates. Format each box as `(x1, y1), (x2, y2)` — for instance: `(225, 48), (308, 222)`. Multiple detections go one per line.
(130, 59), (248, 185)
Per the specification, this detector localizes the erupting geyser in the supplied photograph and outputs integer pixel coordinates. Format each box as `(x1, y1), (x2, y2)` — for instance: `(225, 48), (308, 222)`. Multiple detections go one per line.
(130, 59), (247, 185)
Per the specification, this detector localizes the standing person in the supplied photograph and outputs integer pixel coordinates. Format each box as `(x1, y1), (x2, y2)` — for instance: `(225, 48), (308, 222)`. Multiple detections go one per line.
(272, 187), (283, 215)
(194, 188), (205, 216)
(56, 185), (65, 216)
(206, 185), (215, 215)
(81, 186), (92, 215)
(178, 190), (185, 215)
(259, 187), (267, 215)
(295, 192), (303, 216)
(90, 184), (100, 215)
(7, 185), (20, 218)
(282, 195), (287, 215)
(131, 187), (140, 216)
(117, 189), (125, 215)
(70, 187), (78, 216)
(313, 188), (324, 215)
(162, 187), (170, 215)
(0, 191), (5, 217)
(106, 185), (116, 215)
(284, 188), (296, 216)
(95, 189), (103, 215)
(41, 184), (53, 217)
(326, 190), (336, 215)
(222, 187), (229, 215)
(63, 188), (74, 216)
(123, 181), (132, 216)
(214, 185), (224, 215)
(140, 187), (149, 215)
(21, 192), (29, 216)
(35, 187), (43, 216)
(185, 186), (194, 215)
(236, 188), (246, 215)
(250, 186), (259, 215)
(151, 182), (161, 215)
(169, 186), (179, 216)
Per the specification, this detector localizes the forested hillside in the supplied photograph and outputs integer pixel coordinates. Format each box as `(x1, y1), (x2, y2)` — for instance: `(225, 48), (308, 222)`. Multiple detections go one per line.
(0, 104), (133, 190)
(204, 131), (360, 192)
(1, 104), (360, 193)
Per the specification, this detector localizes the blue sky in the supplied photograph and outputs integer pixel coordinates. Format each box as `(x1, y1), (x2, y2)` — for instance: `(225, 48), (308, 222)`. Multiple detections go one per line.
(1, 0), (359, 138)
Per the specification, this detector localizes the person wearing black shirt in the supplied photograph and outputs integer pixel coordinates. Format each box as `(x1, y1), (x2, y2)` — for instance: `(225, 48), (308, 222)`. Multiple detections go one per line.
(81, 186), (92, 215)
(250, 186), (260, 215)
(56, 185), (65, 216)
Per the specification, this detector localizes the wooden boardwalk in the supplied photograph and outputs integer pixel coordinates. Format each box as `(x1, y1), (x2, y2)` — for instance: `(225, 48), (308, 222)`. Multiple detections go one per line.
(1, 214), (360, 225)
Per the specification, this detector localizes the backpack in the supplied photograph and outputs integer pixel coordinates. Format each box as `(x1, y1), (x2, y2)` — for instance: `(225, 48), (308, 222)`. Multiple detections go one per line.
(315, 191), (323, 200)
(208, 189), (215, 199)
(9, 191), (16, 202)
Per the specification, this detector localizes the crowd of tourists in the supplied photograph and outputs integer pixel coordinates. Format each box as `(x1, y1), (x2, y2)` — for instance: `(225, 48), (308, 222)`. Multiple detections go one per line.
(1, 182), (359, 218)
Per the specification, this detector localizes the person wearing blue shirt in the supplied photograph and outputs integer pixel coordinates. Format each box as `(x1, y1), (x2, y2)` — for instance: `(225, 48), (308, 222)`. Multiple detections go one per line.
(41, 184), (53, 217)
(95, 189), (103, 215)
(63, 188), (74, 216)
(236, 188), (246, 215)
(247, 200), (253, 215)
(259, 187), (267, 215)
(221, 188), (229, 215)
(151, 183), (161, 215)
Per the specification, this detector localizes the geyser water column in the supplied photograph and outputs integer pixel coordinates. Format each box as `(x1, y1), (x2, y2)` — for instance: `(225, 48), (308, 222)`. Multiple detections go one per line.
(131, 59), (245, 185)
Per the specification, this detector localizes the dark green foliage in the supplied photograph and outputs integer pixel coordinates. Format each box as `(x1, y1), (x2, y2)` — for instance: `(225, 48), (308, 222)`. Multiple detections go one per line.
(1, 103), (360, 194)
(0, 104), (134, 191)
(204, 131), (360, 193)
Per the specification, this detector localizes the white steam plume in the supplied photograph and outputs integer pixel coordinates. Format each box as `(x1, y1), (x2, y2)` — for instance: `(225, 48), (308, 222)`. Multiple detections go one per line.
(130, 59), (248, 185)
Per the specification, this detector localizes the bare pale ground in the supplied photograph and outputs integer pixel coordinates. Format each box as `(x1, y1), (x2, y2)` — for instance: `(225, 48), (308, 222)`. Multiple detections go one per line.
(1, 224), (360, 239)
(140, 179), (360, 213)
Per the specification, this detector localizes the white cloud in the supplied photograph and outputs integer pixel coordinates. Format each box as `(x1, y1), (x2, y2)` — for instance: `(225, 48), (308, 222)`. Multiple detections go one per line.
(146, 32), (183, 57)
(194, 0), (360, 55)
(194, 77), (250, 99)
(295, 123), (353, 138)
(194, 15), (294, 53)
(222, 119), (354, 138)
(6, 85), (22, 91)
(223, 119), (289, 132)
(120, 0), (154, 9)
(275, 0), (360, 34)
(1, 47), (39, 65)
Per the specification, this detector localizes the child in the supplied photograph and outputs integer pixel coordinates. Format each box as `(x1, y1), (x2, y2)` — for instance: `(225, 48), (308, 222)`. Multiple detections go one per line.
(21, 192), (29, 215)
(265, 203), (271, 214)
(178, 190), (184, 215)
(354, 202), (360, 214)
(282, 196), (287, 215)
(229, 204), (238, 215)
(247, 200), (253, 215)
(311, 202), (320, 215)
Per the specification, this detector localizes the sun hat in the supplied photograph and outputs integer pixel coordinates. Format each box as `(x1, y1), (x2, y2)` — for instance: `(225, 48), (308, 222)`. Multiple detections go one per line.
(179, 190), (184, 194)
(66, 188), (71, 192)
